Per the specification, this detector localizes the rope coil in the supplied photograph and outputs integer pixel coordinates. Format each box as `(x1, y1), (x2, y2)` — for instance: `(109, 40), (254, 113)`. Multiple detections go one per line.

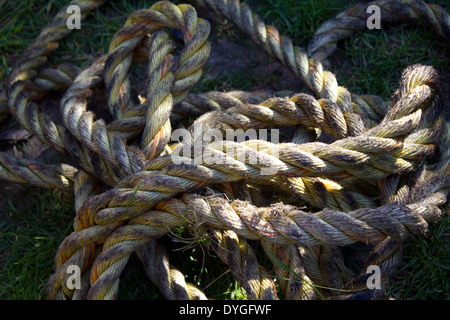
(1, 0), (449, 300)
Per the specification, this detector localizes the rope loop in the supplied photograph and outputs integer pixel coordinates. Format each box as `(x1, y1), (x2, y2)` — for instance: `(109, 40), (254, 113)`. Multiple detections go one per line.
(0, 0), (448, 300)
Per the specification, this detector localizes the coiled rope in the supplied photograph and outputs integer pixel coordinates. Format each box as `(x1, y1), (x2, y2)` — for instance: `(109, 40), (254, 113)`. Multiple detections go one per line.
(1, 0), (449, 300)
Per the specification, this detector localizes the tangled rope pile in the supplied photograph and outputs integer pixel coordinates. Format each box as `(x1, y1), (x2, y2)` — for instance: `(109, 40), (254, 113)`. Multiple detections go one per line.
(1, 0), (449, 300)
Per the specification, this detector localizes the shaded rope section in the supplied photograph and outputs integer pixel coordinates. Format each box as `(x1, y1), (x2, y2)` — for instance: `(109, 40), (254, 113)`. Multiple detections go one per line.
(136, 240), (207, 300)
(208, 229), (278, 300)
(6, 0), (118, 185)
(261, 242), (317, 300)
(47, 170), (100, 300)
(1, 63), (81, 124)
(0, 152), (77, 191)
(329, 170), (449, 299)
(308, 0), (450, 61)
(210, 180), (310, 300)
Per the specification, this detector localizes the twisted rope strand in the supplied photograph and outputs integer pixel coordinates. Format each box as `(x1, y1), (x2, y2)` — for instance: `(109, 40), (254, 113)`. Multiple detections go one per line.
(136, 240), (207, 300)
(60, 1), (211, 180)
(261, 242), (317, 300)
(49, 169), (446, 299)
(308, 0), (450, 61)
(191, 0), (391, 123)
(209, 229), (278, 300)
(141, 30), (177, 159)
(0, 152), (77, 191)
(6, 0), (119, 184)
(80, 67), (439, 225)
(1, 0), (448, 300)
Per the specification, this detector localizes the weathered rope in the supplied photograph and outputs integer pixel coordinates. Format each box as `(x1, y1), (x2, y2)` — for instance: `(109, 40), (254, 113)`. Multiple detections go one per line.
(329, 168), (449, 299)
(72, 64), (441, 230)
(0, 152), (77, 191)
(47, 169), (206, 300)
(209, 229), (278, 300)
(24, 60), (450, 300)
(308, 0), (450, 62)
(261, 242), (317, 300)
(191, 0), (392, 121)
(1, 0), (448, 300)
(136, 240), (208, 300)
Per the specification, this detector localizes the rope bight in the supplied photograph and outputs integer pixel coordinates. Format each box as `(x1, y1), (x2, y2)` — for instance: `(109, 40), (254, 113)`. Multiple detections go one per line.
(1, 0), (449, 300)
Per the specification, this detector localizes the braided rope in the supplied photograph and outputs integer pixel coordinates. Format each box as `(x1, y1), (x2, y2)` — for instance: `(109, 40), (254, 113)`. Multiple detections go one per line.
(63, 173), (446, 299)
(1, 0), (449, 300)
(261, 242), (317, 300)
(6, 0), (114, 180)
(47, 169), (206, 300)
(205, 181), (307, 300)
(58, 1), (211, 183)
(330, 164), (450, 299)
(50, 170), (447, 299)
(107, 89), (294, 138)
(140, 30), (177, 159)
(1, 63), (80, 122)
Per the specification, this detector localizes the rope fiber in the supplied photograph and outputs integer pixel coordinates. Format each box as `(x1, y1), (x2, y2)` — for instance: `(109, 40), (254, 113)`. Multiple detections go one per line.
(1, 0), (449, 300)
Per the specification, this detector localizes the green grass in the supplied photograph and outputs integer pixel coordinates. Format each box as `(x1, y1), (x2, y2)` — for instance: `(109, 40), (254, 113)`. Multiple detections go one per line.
(386, 211), (450, 300)
(248, 0), (449, 100)
(336, 22), (449, 99)
(250, 0), (353, 46)
(0, 187), (74, 299)
(0, 0), (449, 300)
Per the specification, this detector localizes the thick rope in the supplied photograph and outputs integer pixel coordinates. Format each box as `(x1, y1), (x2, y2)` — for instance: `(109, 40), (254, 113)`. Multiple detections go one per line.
(190, 0), (392, 122)
(136, 240), (207, 300)
(71, 64), (441, 230)
(45, 62), (446, 299)
(308, 0), (450, 62)
(1, 0), (448, 300)
(0, 152), (77, 191)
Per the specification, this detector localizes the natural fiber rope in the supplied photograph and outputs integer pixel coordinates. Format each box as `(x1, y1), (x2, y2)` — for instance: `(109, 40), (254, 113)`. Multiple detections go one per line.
(308, 0), (450, 62)
(73, 64), (441, 228)
(46, 63), (446, 300)
(1, 0), (449, 300)
(191, 0), (410, 118)
(0, 152), (77, 191)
